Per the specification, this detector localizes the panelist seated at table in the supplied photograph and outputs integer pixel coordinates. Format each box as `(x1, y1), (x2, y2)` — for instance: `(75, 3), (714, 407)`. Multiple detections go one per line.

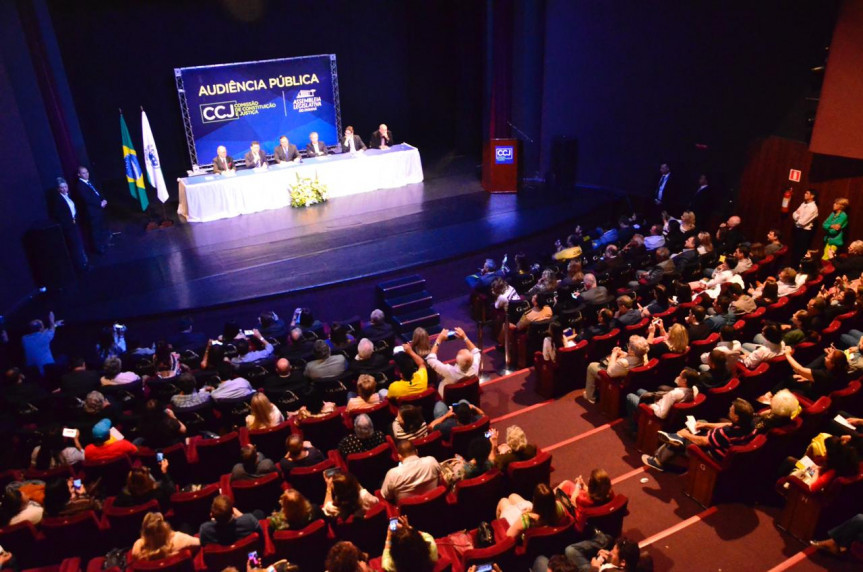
(369, 124), (394, 149)
(306, 131), (329, 157)
(244, 141), (269, 169)
(273, 136), (301, 164)
(339, 125), (366, 153)
(212, 146), (236, 175)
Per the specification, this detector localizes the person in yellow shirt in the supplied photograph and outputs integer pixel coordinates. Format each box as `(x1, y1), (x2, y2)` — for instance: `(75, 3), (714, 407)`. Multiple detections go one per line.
(386, 342), (428, 400)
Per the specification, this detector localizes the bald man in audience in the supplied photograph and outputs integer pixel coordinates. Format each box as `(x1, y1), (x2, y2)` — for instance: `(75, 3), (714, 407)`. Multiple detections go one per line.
(426, 327), (481, 395)
(262, 358), (306, 395)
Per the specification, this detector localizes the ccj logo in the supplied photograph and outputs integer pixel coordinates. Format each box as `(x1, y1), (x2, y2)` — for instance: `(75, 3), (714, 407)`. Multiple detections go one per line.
(200, 101), (239, 123)
(495, 146), (514, 164)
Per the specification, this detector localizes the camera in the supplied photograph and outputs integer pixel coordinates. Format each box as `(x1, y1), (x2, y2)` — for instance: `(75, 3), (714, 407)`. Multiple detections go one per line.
(445, 330), (458, 341)
(247, 551), (261, 568)
(156, 452), (164, 462)
(389, 518), (399, 531)
(73, 479), (82, 490)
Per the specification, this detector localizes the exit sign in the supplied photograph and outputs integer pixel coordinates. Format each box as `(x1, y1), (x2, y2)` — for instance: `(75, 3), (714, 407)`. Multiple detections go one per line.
(789, 169), (802, 182)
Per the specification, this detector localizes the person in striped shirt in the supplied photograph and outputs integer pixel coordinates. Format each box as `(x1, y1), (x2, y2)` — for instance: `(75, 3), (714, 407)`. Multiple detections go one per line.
(642, 398), (756, 471)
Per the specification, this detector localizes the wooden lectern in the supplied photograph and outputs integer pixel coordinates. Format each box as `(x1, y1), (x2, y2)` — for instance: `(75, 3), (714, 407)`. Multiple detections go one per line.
(482, 138), (520, 193)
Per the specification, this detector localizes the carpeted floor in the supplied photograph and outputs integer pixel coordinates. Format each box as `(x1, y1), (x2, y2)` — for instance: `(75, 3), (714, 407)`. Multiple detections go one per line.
(431, 292), (854, 571)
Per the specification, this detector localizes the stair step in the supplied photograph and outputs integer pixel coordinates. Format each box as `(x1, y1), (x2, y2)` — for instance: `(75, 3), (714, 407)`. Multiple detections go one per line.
(392, 309), (441, 333)
(377, 275), (426, 299)
(384, 291), (434, 314)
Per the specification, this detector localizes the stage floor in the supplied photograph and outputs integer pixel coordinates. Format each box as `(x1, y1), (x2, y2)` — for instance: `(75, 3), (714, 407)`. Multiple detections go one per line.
(56, 165), (610, 323)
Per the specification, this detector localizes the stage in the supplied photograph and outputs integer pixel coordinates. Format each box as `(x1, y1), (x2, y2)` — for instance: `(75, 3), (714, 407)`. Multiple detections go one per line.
(49, 160), (614, 325)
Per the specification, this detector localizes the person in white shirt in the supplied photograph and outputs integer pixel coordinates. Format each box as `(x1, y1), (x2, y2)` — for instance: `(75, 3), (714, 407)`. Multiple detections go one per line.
(626, 367), (699, 428)
(792, 188), (820, 263)
(426, 327), (481, 396)
(644, 225), (666, 251)
(380, 440), (441, 503)
(740, 324), (785, 369)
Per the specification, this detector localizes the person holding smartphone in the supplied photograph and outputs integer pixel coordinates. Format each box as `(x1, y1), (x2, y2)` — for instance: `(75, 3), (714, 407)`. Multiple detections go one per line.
(380, 515), (438, 572)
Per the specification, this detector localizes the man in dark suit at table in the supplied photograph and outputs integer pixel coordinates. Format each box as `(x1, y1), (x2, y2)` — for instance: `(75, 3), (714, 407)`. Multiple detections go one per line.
(212, 146), (235, 175)
(306, 131), (328, 157)
(244, 141), (268, 169)
(369, 124), (394, 149)
(76, 166), (109, 254)
(339, 125), (366, 153)
(273, 136), (301, 164)
(49, 177), (88, 271)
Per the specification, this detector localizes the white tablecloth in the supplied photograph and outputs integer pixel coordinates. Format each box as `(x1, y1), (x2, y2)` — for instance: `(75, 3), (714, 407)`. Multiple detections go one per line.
(177, 143), (424, 222)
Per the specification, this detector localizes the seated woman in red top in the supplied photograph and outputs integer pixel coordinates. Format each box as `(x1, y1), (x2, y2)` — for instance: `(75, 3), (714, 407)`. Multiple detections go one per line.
(555, 468), (614, 532)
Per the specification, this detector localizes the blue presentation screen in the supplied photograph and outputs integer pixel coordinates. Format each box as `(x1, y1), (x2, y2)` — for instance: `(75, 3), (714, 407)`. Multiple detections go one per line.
(176, 54), (339, 166)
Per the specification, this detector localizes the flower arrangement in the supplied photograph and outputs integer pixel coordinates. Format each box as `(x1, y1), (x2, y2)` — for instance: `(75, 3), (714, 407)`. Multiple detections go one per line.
(289, 173), (329, 208)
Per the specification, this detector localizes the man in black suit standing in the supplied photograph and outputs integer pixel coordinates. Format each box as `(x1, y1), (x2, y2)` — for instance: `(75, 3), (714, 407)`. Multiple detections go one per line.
(369, 124), (394, 149)
(652, 163), (677, 216)
(212, 146), (235, 174)
(244, 141), (268, 169)
(688, 174), (716, 228)
(339, 125), (366, 153)
(273, 136), (300, 164)
(76, 166), (108, 254)
(48, 177), (88, 271)
(305, 132), (328, 157)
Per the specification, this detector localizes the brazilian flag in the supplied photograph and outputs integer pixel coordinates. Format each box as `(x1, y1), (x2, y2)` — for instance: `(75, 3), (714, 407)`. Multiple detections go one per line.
(120, 112), (148, 211)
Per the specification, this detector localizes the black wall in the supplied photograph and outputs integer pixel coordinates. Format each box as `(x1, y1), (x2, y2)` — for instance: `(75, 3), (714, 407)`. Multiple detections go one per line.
(539, 0), (838, 198)
(46, 0), (484, 196)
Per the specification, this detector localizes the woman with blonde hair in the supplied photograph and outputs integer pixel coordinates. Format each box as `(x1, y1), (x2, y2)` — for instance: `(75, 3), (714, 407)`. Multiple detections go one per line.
(822, 197), (849, 260)
(245, 392), (284, 430)
(697, 231), (713, 255)
(411, 327), (431, 358)
(492, 425), (537, 471)
(267, 489), (323, 534)
(680, 211), (697, 239)
(131, 512), (199, 561)
(647, 322), (689, 358)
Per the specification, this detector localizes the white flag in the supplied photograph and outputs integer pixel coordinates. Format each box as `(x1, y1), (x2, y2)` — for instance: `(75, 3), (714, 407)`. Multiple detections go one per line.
(141, 110), (169, 203)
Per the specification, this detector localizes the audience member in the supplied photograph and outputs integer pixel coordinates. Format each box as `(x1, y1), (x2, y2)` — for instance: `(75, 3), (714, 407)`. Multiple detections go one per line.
(323, 471), (379, 521)
(426, 327), (480, 395)
(555, 468), (615, 532)
(230, 330), (274, 365)
(30, 425), (84, 469)
(131, 512), (199, 561)
(100, 357), (140, 386)
(267, 489), (323, 534)
(493, 425), (537, 471)
(114, 462), (174, 511)
(262, 358), (306, 395)
(360, 309), (394, 343)
(386, 343), (428, 400)
(199, 494), (262, 546)
(230, 444), (277, 481)
(325, 541), (373, 572)
(642, 398), (756, 471)
(429, 399), (485, 440)
(61, 357), (101, 399)
(278, 434), (325, 475)
(584, 335), (649, 404)
(167, 315), (208, 354)
(380, 440), (441, 503)
(349, 339), (388, 376)
(304, 340), (348, 380)
(83, 418), (137, 461)
(392, 404), (428, 441)
(496, 483), (567, 538)
(246, 392), (285, 430)
(22, 312), (62, 375)
(338, 414), (388, 459)
(170, 372), (212, 410)
(137, 399), (186, 448)
(381, 515), (438, 572)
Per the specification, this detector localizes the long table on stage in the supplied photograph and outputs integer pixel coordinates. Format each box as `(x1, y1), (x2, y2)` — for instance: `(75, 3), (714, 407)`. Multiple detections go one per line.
(177, 143), (424, 222)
